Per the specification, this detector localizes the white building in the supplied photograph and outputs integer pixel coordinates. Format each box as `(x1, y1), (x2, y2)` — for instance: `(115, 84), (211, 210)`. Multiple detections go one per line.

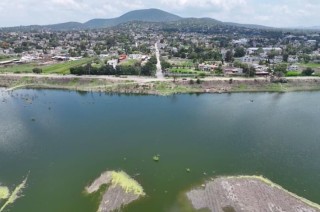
(107, 59), (118, 69)
(288, 65), (300, 71)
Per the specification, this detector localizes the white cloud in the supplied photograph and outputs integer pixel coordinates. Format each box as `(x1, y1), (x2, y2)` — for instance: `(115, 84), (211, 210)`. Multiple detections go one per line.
(0, 0), (320, 27)
(160, 0), (247, 10)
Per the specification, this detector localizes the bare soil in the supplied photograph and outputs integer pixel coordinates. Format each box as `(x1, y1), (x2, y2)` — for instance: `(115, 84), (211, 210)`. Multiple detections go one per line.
(186, 176), (320, 212)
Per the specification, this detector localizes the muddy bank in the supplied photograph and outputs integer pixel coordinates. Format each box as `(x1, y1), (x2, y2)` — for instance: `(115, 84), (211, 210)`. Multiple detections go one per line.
(186, 176), (320, 212)
(0, 74), (320, 95)
(85, 171), (145, 212)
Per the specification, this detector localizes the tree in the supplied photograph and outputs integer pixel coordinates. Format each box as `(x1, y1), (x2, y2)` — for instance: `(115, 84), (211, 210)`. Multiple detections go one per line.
(301, 54), (311, 63)
(282, 52), (289, 62)
(302, 67), (314, 76)
(225, 50), (234, 62)
(32, 68), (42, 74)
(141, 62), (156, 76)
(234, 47), (246, 58)
(247, 66), (256, 77)
(274, 63), (288, 74)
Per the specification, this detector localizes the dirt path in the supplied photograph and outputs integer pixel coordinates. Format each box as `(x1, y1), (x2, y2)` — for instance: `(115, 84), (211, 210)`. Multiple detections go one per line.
(155, 42), (164, 79)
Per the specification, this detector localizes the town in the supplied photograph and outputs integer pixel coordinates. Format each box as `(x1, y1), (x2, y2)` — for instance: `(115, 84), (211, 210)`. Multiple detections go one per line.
(1, 21), (320, 80)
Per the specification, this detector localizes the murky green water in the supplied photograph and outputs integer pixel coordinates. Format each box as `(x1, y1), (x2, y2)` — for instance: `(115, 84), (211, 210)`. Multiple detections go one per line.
(0, 89), (320, 212)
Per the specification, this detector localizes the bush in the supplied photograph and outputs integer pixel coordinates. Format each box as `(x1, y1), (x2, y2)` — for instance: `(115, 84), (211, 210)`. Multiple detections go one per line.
(301, 67), (314, 76)
(32, 68), (42, 74)
(286, 71), (300, 77)
(196, 79), (201, 84)
(189, 79), (194, 85)
(198, 72), (206, 77)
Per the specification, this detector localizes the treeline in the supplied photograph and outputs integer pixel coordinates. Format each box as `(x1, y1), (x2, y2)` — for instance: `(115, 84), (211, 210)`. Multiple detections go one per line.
(70, 57), (157, 76)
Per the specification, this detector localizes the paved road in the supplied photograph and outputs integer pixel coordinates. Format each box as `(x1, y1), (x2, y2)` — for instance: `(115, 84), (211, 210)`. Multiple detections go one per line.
(155, 42), (164, 79)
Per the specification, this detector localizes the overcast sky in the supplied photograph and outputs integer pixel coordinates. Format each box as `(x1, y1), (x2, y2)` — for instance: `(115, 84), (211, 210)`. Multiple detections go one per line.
(0, 0), (319, 27)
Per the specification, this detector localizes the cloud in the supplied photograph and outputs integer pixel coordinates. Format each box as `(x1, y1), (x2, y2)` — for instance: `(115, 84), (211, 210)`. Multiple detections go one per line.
(0, 0), (319, 27)
(51, 0), (87, 10)
(160, 0), (247, 10)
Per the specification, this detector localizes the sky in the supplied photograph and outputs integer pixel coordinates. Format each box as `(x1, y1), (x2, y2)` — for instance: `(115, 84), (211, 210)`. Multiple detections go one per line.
(0, 0), (319, 28)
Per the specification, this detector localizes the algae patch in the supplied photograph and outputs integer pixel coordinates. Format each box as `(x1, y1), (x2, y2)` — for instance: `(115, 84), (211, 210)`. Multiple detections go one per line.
(0, 187), (9, 200)
(0, 176), (28, 212)
(85, 170), (145, 212)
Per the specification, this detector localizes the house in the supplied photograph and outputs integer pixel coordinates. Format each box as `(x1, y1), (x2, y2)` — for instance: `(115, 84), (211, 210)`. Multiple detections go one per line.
(288, 56), (299, 63)
(128, 54), (142, 60)
(241, 56), (259, 63)
(107, 59), (118, 69)
(198, 64), (218, 71)
(253, 64), (270, 76)
(288, 65), (299, 71)
(224, 67), (244, 75)
(119, 54), (127, 61)
(247, 47), (282, 55)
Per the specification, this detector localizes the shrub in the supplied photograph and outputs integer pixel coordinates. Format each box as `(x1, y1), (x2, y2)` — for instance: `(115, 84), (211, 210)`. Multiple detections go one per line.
(32, 68), (42, 74)
(301, 67), (314, 76)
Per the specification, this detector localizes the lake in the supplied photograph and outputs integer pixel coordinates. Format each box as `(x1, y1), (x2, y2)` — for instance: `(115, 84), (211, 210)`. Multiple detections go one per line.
(0, 89), (320, 212)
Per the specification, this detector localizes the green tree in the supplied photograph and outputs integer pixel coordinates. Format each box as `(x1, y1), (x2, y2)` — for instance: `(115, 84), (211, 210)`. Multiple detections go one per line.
(274, 63), (288, 74)
(234, 47), (246, 57)
(301, 67), (314, 76)
(225, 50), (234, 62)
(32, 68), (42, 74)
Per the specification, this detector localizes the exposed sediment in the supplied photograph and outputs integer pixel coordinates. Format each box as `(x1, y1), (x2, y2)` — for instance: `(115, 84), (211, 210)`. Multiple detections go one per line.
(85, 171), (145, 212)
(186, 176), (320, 212)
(1, 74), (320, 95)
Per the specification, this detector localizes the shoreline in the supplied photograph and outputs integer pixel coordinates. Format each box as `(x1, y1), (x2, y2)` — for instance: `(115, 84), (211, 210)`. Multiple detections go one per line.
(184, 175), (320, 212)
(1, 73), (320, 95)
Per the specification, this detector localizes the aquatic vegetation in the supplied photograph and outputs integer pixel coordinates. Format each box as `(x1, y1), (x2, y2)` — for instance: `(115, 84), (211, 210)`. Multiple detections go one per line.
(0, 186), (9, 199)
(111, 171), (145, 196)
(186, 168), (191, 172)
(153, 154), (160, 162)
(0, 176), (28, 212)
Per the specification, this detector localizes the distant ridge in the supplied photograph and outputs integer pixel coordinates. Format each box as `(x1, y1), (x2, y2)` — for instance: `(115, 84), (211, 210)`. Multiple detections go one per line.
(0, 8), (276, 31)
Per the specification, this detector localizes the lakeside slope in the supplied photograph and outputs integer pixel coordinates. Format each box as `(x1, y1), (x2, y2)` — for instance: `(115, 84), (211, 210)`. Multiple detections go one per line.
(0, 74), (320, 95)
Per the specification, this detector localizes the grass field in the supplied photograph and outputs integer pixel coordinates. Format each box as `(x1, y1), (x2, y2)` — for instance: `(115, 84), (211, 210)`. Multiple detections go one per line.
(42, 58), (93, 74)
(169, 68), (206, 74)
(300, 63), (320, 69)
(119, 59), (139, 67)
(0, 56), (19, 62)
(168, 58), (194, 67)
(0, 58), (93, 74)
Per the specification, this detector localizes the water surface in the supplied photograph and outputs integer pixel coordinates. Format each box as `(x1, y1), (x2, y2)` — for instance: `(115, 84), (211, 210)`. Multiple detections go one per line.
(0, 89), (320, 211)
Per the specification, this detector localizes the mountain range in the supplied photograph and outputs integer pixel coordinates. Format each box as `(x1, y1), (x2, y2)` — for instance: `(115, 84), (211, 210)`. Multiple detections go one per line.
(1, 8), (317, 31)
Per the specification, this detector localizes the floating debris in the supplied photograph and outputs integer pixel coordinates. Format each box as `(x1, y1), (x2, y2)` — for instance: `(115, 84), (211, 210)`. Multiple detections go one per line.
(186, 168), (191, 173)
(85, 171), (145, 212)
(186, 176), (320, 212)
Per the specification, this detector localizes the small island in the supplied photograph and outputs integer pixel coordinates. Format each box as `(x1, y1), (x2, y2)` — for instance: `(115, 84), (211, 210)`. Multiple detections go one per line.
(186, 176), (320, 212)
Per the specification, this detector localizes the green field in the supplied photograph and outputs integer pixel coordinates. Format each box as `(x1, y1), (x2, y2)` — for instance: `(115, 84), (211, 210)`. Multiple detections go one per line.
(0, 56), (19, 62)
(169, 68), (206, 74)
(300, 63), (320, 69)
(42, 58), (93, 74)
(168, 59), (194, 67)
(119, 59), (139, 67)
(0, 58), (93, 74)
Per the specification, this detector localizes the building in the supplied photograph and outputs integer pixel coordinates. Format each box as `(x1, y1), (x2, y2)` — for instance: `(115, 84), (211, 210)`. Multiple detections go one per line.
(288, 65), (299, 71)
(198, 63), (218, 71)
(107, 59), (118, 69)
(224, 67), (244, 75)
